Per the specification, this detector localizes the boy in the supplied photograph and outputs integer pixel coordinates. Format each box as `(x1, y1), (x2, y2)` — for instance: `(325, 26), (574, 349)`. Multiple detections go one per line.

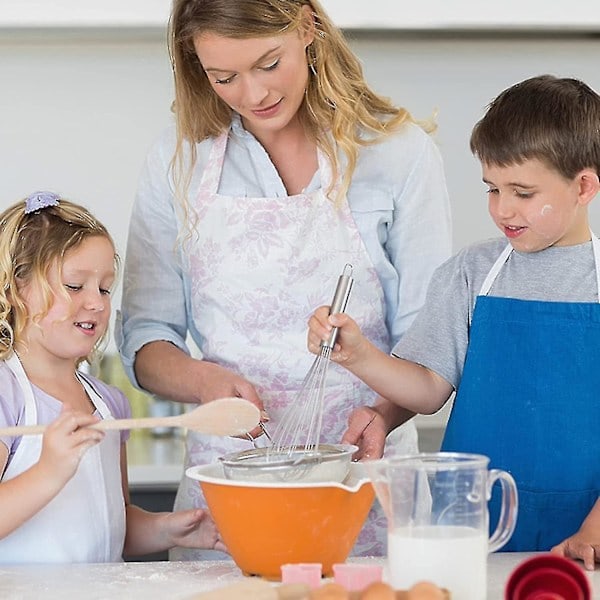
(308, 75), (600, 568)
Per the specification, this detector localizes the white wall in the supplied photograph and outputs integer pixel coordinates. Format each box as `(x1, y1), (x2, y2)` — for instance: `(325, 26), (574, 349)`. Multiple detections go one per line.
(3, 30), (600, 256)
(0, 32), (173, 266)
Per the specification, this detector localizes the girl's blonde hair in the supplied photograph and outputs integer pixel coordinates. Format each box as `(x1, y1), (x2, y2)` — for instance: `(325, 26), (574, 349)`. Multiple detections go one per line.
(168, 0), (420, 215)
(0, 196), (117, 364)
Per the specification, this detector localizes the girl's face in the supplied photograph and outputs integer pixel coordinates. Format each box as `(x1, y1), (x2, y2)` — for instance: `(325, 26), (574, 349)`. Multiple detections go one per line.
(19, 236), (115, 364)
(483, 159), (598, 252)
(194, 23), (314, 140)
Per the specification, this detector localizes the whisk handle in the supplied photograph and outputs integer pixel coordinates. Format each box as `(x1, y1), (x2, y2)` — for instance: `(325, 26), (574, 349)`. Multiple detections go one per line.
(323, 264), (354, 349)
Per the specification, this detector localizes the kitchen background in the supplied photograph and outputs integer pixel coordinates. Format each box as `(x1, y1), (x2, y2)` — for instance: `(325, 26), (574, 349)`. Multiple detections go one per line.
(1, 2), (600, 541)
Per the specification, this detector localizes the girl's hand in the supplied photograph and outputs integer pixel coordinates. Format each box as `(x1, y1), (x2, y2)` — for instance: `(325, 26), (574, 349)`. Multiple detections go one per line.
(307, 307), (366, 367)
(166, 509), (226, 552)
(37, 409), (104, 486)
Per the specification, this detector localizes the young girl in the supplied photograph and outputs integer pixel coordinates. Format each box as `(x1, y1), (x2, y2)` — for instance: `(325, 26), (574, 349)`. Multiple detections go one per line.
(0, 191), (223, 563)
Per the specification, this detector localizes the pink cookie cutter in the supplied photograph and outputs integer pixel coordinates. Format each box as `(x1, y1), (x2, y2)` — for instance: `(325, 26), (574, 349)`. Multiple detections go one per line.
(333, 563), (384, 591)
(280, 563), (322, 589)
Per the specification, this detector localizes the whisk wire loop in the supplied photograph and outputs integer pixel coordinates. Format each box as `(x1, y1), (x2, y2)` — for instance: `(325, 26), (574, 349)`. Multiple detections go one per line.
(268, 265), (354, 460)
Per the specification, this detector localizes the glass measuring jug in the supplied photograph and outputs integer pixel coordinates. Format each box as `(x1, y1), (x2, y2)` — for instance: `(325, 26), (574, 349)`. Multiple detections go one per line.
(366, 452), (518, 599)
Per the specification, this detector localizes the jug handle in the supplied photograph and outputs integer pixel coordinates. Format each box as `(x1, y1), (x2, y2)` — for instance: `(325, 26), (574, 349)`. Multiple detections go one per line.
(487, 469), (519, 553)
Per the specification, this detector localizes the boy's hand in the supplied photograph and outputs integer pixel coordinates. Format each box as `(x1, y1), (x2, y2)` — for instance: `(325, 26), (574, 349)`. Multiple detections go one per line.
(307, 307), (366, 366)
(552, 532), (600, 571)
(37, 409), (104, 486)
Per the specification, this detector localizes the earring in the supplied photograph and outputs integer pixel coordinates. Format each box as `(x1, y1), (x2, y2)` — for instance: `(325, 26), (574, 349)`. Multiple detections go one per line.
(307, 43), (317, 76)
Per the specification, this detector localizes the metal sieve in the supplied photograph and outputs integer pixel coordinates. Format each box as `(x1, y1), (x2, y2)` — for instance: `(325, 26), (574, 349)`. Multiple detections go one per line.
(218, 443), (357, 483)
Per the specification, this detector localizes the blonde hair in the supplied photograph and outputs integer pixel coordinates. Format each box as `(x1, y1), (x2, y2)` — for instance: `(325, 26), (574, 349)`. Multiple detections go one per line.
(168, 0), (420, 218)
(0, 197), (118, 364)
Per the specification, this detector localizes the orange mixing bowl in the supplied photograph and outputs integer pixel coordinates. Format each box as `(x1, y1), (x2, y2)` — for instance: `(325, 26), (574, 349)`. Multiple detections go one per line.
(186, 462), (374, 580)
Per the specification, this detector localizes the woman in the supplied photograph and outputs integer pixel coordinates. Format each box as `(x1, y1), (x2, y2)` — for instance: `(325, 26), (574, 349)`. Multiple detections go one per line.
(118, 0), (451, 558)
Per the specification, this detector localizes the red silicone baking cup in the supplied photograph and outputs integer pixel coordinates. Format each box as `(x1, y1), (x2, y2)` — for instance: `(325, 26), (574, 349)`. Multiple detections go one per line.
(505, 554), (591, 600)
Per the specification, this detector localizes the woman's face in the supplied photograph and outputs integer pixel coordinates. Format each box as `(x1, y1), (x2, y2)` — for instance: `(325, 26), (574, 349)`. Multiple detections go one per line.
(194, 24), (314, 140)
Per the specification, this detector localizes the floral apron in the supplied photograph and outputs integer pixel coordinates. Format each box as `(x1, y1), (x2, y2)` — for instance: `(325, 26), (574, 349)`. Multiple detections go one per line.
(172, 129), (416, 558)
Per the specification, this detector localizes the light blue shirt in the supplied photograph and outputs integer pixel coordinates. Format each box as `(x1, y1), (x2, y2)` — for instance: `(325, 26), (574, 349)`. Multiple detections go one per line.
(117, 116), (452, 387)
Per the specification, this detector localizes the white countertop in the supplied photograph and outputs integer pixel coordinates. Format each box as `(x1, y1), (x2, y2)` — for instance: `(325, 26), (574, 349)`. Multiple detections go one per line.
(0, 555), (597, 600)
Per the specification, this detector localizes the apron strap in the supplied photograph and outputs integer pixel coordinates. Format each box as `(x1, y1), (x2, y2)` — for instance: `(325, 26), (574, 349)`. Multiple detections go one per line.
(198, 123), (337, 198)
(198, 131), (229, 196)
(6, 354), (37, 426)
(478, 243), (512, 298)
(76, 372), (114, 420)
(474, 232), (600, 325)
(591, 233), (600, 299)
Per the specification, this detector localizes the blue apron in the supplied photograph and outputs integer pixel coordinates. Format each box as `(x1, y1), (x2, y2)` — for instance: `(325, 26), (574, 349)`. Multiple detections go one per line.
(441, 236), (600, 551)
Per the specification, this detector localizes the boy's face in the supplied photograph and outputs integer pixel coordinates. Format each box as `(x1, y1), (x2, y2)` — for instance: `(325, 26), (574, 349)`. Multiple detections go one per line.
(482, 159), (598, 252)
(19, 235), (115, 365)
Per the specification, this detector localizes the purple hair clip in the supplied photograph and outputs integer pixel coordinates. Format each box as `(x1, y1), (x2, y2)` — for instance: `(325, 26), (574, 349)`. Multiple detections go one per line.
(24, 191), (60, 215)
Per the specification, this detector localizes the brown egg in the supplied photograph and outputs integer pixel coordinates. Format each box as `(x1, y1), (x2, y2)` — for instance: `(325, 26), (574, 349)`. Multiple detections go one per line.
(277, 583), (312, 599)
(406, 581), (447, 600)
(359, 582), (396, 600)
(310, 582), (349, 600)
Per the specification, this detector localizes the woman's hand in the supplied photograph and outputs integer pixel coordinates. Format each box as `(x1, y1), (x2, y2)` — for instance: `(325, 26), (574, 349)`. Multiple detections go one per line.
(190, 360), (263, 409)
(194, 362), (270, 439)
(38, 409), (104, 487)
(341, 406), (387, 461)
(134, 342), (268, 438)
(135, 342), (265, 409)
(341, 400), (416, 461)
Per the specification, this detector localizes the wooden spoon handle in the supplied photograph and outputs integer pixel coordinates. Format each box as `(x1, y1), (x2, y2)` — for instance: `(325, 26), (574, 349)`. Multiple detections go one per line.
(87, 415), (182, 432)
(0, 424), (47, 436)
(0, 397), (260, 438)
(0, 415), (182, 437)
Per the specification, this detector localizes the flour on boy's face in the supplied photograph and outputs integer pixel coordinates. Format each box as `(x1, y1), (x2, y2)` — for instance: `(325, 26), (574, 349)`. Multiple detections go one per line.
(482, 159), (592, 253)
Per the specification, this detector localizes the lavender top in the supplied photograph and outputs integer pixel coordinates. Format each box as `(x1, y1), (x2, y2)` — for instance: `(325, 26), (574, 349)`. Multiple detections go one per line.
(0, 361), (131, 469)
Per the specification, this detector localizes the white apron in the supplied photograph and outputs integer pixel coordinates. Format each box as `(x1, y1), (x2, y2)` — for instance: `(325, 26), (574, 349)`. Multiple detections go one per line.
(0, 355), (125, 563)
(172, 130), (417, 558)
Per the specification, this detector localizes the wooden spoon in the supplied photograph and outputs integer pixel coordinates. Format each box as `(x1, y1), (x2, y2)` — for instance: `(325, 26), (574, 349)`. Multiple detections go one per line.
(0, 397), (260, 437)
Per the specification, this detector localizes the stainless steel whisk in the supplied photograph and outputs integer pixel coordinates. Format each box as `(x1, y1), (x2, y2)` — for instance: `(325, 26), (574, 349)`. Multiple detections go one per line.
(269, 264), (354, 457)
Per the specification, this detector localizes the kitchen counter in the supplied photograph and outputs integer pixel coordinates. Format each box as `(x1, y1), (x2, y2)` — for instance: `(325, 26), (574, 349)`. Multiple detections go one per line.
(0, 554), (597, 599)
